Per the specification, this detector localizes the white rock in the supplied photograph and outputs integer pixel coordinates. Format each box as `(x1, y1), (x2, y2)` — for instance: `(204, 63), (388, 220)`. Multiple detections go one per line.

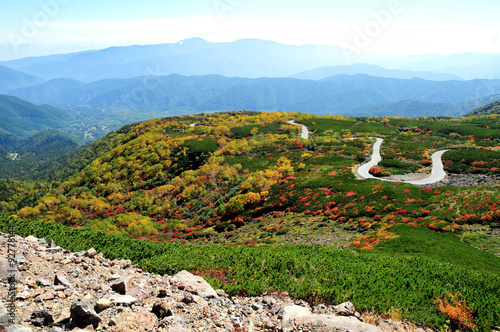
(282, 305), (381, 332)
(170, 270), (218, 299)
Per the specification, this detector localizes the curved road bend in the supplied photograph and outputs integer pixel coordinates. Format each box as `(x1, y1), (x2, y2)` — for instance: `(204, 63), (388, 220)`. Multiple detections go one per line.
(287, 120), (309, 140)
(284, 121), (448, 185)
(356, 137), (449, 185)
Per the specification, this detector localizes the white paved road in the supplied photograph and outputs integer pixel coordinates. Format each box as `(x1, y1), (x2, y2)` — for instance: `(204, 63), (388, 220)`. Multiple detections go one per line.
(287, 120), (309, 140)
(356, 137), (449, 185)
(286, 120), (449, 185)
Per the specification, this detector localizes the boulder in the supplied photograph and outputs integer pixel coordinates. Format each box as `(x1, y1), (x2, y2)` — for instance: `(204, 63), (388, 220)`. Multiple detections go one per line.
(151, 301), (174, 319)
(37, 278), (51, 287)
(118, 259), (132, 269)
(109, 294), (137, 306)
(25, 235), (38, 243)
(170, 270), (218, 299)
(52, 308), (71, 325)
(110, 276), (133, 294)
(95, 298), (112, 310)
(126, 287), (148, 301)
(0, 299), (11, 325)
(85, 248), (97, 258)
(0, 257), (21, 283)
(54, 274), (72, 288)
(335, 301), (356, 316)
(282, 305), (381, 332)
(70, 301), (101, 328)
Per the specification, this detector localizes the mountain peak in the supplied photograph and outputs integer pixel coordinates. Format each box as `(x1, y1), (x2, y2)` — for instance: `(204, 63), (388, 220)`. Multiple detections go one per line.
(176, 37), (209, 45)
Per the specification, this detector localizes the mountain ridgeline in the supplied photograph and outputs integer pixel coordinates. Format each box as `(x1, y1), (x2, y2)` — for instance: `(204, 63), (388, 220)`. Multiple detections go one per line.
(7, 74), (500, 117)
(2, 38), (500, 81)
(0, 65), (44, 94)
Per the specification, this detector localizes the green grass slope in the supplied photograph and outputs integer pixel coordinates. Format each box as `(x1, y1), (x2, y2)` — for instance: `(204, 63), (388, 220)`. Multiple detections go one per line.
(0, 95), (74, 139)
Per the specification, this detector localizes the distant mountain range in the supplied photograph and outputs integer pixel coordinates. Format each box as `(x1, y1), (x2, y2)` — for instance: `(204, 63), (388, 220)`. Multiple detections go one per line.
(377, 53), (500, 80)
(345, 95), (500, 117)
(1, 38), (500, 143)
(290, 64), (463, 81)
(7, 74), (500, 116)
(0, 38), (351, 82)
(1, 38), (499, 82)
(0, 65), (44, 94)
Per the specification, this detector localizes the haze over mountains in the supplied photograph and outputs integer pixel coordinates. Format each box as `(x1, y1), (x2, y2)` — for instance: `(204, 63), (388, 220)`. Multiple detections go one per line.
(1, 38), (500, 143)
(7, 74), (500, 116)
(2, 38), (500, 82)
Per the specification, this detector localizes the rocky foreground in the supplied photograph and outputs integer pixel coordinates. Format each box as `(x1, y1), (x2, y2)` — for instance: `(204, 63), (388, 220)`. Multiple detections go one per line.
(0, 232), (430, 332)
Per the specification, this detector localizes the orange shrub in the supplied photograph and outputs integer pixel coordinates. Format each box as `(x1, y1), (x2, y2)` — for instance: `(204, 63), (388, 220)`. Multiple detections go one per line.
(436, 292), (475, 330)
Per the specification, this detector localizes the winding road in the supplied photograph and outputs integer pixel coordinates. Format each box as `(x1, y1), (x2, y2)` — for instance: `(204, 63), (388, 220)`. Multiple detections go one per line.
(356, 137), (449, 185)
(287, 120), (448, 185)
(287, 120), (309, 140)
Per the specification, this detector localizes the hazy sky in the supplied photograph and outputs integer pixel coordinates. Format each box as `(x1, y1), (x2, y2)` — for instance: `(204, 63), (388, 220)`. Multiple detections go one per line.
(0, 0), (499, 60)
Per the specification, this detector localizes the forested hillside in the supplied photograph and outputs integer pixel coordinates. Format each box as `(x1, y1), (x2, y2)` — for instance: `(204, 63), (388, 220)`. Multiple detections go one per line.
(16, 112), (500, 243)
(466, 100), (500, 116)
(0, 95), (74, 139)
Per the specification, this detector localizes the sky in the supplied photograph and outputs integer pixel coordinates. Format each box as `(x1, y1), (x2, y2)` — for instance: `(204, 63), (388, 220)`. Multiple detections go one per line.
(0, 0), (499, 61)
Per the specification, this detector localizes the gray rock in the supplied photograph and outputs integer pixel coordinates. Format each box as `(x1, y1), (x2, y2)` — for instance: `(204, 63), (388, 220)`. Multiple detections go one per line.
(152, 301), (174, 318)
(54, 274), (71, 288)
(70, 301), (101, 327)
(38, 278), (51, 286)
(38, 238), (48, 247)
(46, 246), (62, 253)
(282, 305), (381, 332)
(118, 259), (132, 269)
(0, 299), (12, 325)
(85, 248), (97, 258)
(0, 258), (21, 283)
(28, 310), (49, 327)
(109, 294), (137, 306)
(14, 256), (25, 265)
(182, 293), (194, 304)
(47, 328), (64, 332)
(110, 276), (133, 294)
(7, 326), (33, 332)
(335, 301), (356, 316)
(170, 270), (218, 299)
